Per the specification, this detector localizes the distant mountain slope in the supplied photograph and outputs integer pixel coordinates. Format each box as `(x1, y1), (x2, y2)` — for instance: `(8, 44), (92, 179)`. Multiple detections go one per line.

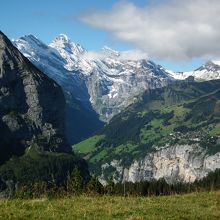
(74, 80), (220, 183)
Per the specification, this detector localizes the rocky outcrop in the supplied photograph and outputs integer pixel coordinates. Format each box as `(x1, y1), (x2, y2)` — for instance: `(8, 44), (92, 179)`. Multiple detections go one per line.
(100, 144), (220, 184)
(0, 31), (69, 164)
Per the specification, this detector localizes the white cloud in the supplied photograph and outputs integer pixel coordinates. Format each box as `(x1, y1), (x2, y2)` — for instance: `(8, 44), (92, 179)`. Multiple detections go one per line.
(83, 49), (148, 61)
(120, 49), (148, 60)
(82, 51), (107, 60)
(80, 0), (220, 61)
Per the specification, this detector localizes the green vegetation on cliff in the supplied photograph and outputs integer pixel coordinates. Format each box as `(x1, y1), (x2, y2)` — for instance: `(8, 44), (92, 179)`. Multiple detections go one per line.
(74, 80), (220, 171)
(0, 146), (89, 186)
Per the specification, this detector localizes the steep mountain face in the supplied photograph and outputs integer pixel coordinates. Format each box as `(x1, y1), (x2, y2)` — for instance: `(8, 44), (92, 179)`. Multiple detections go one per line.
(14, 34), (103, 144)
(168, 61), (220, 81)
(14, 34), (173, 123)
(0, 31), (68, 164)
(0, 31), (90, 191)
(74, 80), (220, 184)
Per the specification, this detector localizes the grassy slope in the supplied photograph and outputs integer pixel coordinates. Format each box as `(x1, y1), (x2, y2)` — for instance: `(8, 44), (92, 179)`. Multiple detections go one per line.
(0, 191), (220, 219)
(74, 135), (105, 154)
(73, 80), (220, 169)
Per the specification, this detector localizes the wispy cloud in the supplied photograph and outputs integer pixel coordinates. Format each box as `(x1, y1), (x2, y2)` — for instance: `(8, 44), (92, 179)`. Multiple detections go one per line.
(83, 49), (148, 61)
(80, 0), (220, 61)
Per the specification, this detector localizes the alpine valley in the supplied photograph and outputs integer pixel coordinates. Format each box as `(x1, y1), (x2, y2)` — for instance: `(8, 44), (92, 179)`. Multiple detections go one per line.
(3, 32), (220, 185)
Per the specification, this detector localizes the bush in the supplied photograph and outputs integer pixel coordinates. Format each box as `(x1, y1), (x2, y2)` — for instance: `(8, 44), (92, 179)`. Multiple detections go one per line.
(86, 175), (104, 195)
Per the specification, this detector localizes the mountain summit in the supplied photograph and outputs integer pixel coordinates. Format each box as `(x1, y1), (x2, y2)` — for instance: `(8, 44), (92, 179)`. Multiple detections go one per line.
(50, 33), (85, 54)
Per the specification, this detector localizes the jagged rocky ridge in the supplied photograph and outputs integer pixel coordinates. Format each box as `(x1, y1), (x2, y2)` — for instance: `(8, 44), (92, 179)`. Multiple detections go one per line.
(74, 80), (220, 184)
(0, 31), (70, 164)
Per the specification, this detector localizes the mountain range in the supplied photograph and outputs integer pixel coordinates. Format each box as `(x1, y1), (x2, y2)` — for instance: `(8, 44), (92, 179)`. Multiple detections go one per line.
(13, 34), (220, 146)
(13, 34), (173, 120)
(3, 32), (220, 185)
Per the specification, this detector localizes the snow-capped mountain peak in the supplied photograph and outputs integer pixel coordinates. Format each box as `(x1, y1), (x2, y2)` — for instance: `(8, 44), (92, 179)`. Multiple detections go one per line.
(13, 34), (49, 60)
(167, 61), (220, 81)
(48, 34), (87, 71)
(195, 61), (220, 72)
(20, 34), (40, 43)
(14, 34), (44, 47)
(49, 34), (85, 55)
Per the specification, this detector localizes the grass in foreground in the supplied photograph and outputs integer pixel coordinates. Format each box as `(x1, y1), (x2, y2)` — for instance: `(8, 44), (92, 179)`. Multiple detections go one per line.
(0, 191), (220, 219)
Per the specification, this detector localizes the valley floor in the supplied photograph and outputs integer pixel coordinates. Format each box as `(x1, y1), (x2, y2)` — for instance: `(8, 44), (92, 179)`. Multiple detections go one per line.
(0, 191), (220, 219)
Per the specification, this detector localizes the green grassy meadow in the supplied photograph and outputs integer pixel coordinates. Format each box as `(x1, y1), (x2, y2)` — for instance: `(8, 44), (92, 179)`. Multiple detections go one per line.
(0, 191), (219, 219)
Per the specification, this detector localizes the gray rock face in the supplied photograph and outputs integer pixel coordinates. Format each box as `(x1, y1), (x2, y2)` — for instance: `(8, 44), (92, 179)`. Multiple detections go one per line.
(100, 144), (220, 184)
(85, 59), (172, 120)
(0, 31), (69, 163)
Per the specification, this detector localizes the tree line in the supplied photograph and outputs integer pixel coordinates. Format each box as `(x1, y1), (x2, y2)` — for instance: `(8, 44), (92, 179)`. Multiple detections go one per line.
(6, 168), (220, 199)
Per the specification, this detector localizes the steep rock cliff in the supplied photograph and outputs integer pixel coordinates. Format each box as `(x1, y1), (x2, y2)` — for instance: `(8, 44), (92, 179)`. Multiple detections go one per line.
(0, 31), (69, 164)
(100, 144), (220, 184)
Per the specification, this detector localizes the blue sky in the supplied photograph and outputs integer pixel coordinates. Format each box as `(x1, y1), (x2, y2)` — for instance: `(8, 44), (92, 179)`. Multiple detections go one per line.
(0, 0), (210, 71)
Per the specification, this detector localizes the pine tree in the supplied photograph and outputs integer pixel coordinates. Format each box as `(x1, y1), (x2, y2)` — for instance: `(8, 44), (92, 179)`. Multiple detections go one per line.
(66, 168), (83, 195)
(105, 176), (115, 195)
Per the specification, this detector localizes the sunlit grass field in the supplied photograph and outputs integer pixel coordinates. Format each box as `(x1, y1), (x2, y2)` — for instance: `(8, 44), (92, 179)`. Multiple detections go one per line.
(0, 191), (219, 219)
